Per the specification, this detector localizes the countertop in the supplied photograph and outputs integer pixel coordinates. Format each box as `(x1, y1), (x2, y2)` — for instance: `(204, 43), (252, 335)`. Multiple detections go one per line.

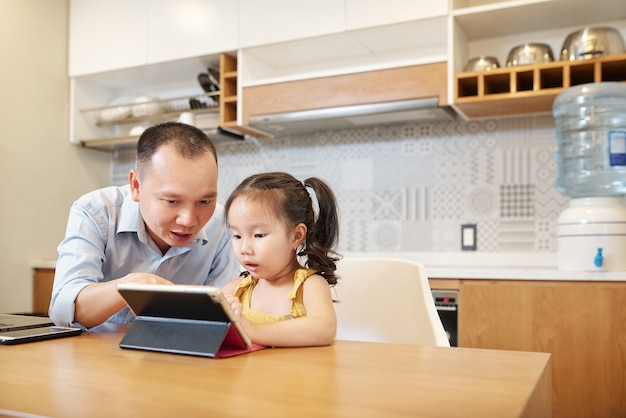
(32, 252), (626, 281)
(342, 252), (626, 282)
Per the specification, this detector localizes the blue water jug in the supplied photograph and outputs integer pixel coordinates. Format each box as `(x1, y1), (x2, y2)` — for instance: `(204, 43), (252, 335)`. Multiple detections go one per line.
(553, 82), (626, 198)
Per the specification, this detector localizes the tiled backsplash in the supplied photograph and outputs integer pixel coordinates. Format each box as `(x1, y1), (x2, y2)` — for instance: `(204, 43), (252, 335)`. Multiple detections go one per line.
(112, 114), (569, 253)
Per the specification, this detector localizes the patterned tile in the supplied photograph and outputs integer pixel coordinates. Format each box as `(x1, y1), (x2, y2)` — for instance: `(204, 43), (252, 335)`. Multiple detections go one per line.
(500, 184), (535, 218)
(111, 114), (567, 254)
(477, 218), (499, 252)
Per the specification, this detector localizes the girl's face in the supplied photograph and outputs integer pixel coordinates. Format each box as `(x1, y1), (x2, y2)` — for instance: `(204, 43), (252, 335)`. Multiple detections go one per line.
(227, 196), (305, 282)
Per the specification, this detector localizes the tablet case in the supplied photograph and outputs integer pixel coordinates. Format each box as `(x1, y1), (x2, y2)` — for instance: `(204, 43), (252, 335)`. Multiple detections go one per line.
(117, 284), (264, 358)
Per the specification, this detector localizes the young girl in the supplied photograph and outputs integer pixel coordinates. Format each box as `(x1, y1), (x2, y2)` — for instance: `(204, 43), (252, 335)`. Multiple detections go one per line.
(222, 172), (341, 347)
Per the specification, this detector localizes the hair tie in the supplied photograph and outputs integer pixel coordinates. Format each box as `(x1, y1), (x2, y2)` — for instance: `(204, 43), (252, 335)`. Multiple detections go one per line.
(304, 184), (320, 223)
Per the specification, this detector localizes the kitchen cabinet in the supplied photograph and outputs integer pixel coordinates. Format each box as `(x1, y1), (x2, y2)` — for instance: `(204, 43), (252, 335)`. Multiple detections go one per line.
(435, 277), (626, 418)
(68, 0), (626, 145)
(146, 0), (238, 64)
(238, 0), (447, 50)
(449, 0), (626, 119)
(32, 268), (54, 315)
(238, 0), (345, 49)
(238, 0), (626, 123)
(236, 5), (449, 131)
(69, 0), (238, 77)
(70, 55), (224, 148)
(241, 62), (448, 126)
(345, 0), (447, 31)
(69, 0), (147, 76)
(71, 52), (255, 149)
(238, 14), (448, 87)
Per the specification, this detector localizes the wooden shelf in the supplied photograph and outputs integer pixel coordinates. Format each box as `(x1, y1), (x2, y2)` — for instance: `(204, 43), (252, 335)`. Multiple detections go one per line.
(219, 53), (238, 128)
(454, 53), (626, 118)
(218, 53), (273, 138)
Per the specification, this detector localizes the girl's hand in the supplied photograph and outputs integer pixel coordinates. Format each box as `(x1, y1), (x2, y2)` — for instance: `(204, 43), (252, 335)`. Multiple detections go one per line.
(225, 294), (243, 318)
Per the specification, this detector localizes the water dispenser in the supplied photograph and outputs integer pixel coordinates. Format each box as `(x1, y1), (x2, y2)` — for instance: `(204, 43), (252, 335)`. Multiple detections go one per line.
(553, 82), (626, 271)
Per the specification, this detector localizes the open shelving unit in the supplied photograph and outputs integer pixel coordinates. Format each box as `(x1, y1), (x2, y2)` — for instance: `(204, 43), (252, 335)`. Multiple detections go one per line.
(453, 53), (626, 118)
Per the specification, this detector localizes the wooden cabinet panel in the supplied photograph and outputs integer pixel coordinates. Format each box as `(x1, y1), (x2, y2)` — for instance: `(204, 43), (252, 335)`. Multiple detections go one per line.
(32, 269), (55, 315)
(242, 62), (448, 124)
(428, 278), (460, 291)
(459, 279), (626, 418)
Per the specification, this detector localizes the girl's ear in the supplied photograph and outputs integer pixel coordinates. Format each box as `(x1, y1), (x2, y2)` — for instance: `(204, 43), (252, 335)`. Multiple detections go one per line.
(293, 223), (307, 249)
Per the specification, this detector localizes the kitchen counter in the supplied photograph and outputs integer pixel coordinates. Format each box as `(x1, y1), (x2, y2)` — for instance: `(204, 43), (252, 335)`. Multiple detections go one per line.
(30, 259), (56, 269)
(32, 251), (626, 281)
(341, 252), (626, 281)
(425, 266), (626, 281)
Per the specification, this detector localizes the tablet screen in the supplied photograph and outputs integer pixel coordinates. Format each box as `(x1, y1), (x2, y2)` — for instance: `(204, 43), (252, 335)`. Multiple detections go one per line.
(117, 283), (252, 348)
(118, 284), (231, 322)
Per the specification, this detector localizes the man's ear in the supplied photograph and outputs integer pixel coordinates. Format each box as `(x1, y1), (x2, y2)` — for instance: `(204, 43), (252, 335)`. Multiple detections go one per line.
(128, 170), (141, 202)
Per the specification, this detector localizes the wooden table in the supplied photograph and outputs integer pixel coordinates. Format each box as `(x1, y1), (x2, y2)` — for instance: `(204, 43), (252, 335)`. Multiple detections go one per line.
(0, 329), (551, 418)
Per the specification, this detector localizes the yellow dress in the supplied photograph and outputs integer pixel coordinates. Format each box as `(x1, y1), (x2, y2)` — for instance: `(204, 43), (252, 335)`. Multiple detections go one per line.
(234, 268), (316, 324)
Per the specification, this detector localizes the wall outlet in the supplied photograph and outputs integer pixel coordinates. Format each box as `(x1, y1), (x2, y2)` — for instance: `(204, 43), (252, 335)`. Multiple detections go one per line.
(461, 224), (477, 251)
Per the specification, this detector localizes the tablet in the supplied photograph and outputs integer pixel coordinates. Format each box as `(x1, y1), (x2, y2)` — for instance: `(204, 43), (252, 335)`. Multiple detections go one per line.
(0, 326), (82, 345)
(117, 283), (262, 357)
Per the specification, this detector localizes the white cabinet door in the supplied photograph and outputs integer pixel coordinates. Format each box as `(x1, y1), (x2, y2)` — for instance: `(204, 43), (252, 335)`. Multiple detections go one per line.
(238, 0), (345, 48)
(346, 0), (448, 30)
(147, 0), (238, 64)
(69, 0), (148, 76)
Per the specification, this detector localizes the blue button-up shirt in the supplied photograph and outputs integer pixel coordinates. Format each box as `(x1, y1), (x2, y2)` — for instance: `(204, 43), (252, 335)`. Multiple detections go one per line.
(50, 185), (240, 328)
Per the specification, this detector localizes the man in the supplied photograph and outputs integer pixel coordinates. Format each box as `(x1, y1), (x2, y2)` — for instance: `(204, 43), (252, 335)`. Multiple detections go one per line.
(50, 122), (240, 329)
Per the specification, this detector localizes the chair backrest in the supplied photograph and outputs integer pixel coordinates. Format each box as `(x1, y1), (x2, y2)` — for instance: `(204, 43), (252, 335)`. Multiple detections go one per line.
(333, 257), (450, 347)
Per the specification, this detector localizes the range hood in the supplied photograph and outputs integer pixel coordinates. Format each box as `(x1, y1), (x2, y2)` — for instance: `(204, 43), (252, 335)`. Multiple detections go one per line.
(248, 97), (456, 135)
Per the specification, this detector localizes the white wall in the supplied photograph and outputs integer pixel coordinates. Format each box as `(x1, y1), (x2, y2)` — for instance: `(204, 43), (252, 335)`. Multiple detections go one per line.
(0, 0), (110, 313)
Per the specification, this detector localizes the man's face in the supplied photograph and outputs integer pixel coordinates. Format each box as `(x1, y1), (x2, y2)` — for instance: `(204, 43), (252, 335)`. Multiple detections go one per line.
(129, 143), (218, 254)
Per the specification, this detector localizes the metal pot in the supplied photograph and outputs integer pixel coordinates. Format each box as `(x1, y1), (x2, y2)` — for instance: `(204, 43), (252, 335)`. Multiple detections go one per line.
(463, 56), (500, 72)
(560, 27), (625, 61)
(506, 43), (554, 66)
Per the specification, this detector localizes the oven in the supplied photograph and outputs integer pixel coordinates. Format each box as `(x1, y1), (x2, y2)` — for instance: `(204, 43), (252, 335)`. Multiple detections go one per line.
(431, 290), (458, 347)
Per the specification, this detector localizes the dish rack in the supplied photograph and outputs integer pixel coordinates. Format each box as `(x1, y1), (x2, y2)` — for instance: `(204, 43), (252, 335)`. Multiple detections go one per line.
(81, 92), (220, 126)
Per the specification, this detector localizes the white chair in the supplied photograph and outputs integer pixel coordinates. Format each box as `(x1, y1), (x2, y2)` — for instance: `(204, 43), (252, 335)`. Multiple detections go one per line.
(333, 257), (450, 347)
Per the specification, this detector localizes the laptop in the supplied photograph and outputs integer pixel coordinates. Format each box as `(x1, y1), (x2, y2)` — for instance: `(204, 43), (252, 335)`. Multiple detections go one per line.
(0, 314), (82, 345)
(0, 313), (54, 332)
(117, 283), (265, 358)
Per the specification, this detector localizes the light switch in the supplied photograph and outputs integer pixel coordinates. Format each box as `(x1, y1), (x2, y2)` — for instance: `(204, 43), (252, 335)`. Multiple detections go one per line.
(461, 224), (477, 251)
